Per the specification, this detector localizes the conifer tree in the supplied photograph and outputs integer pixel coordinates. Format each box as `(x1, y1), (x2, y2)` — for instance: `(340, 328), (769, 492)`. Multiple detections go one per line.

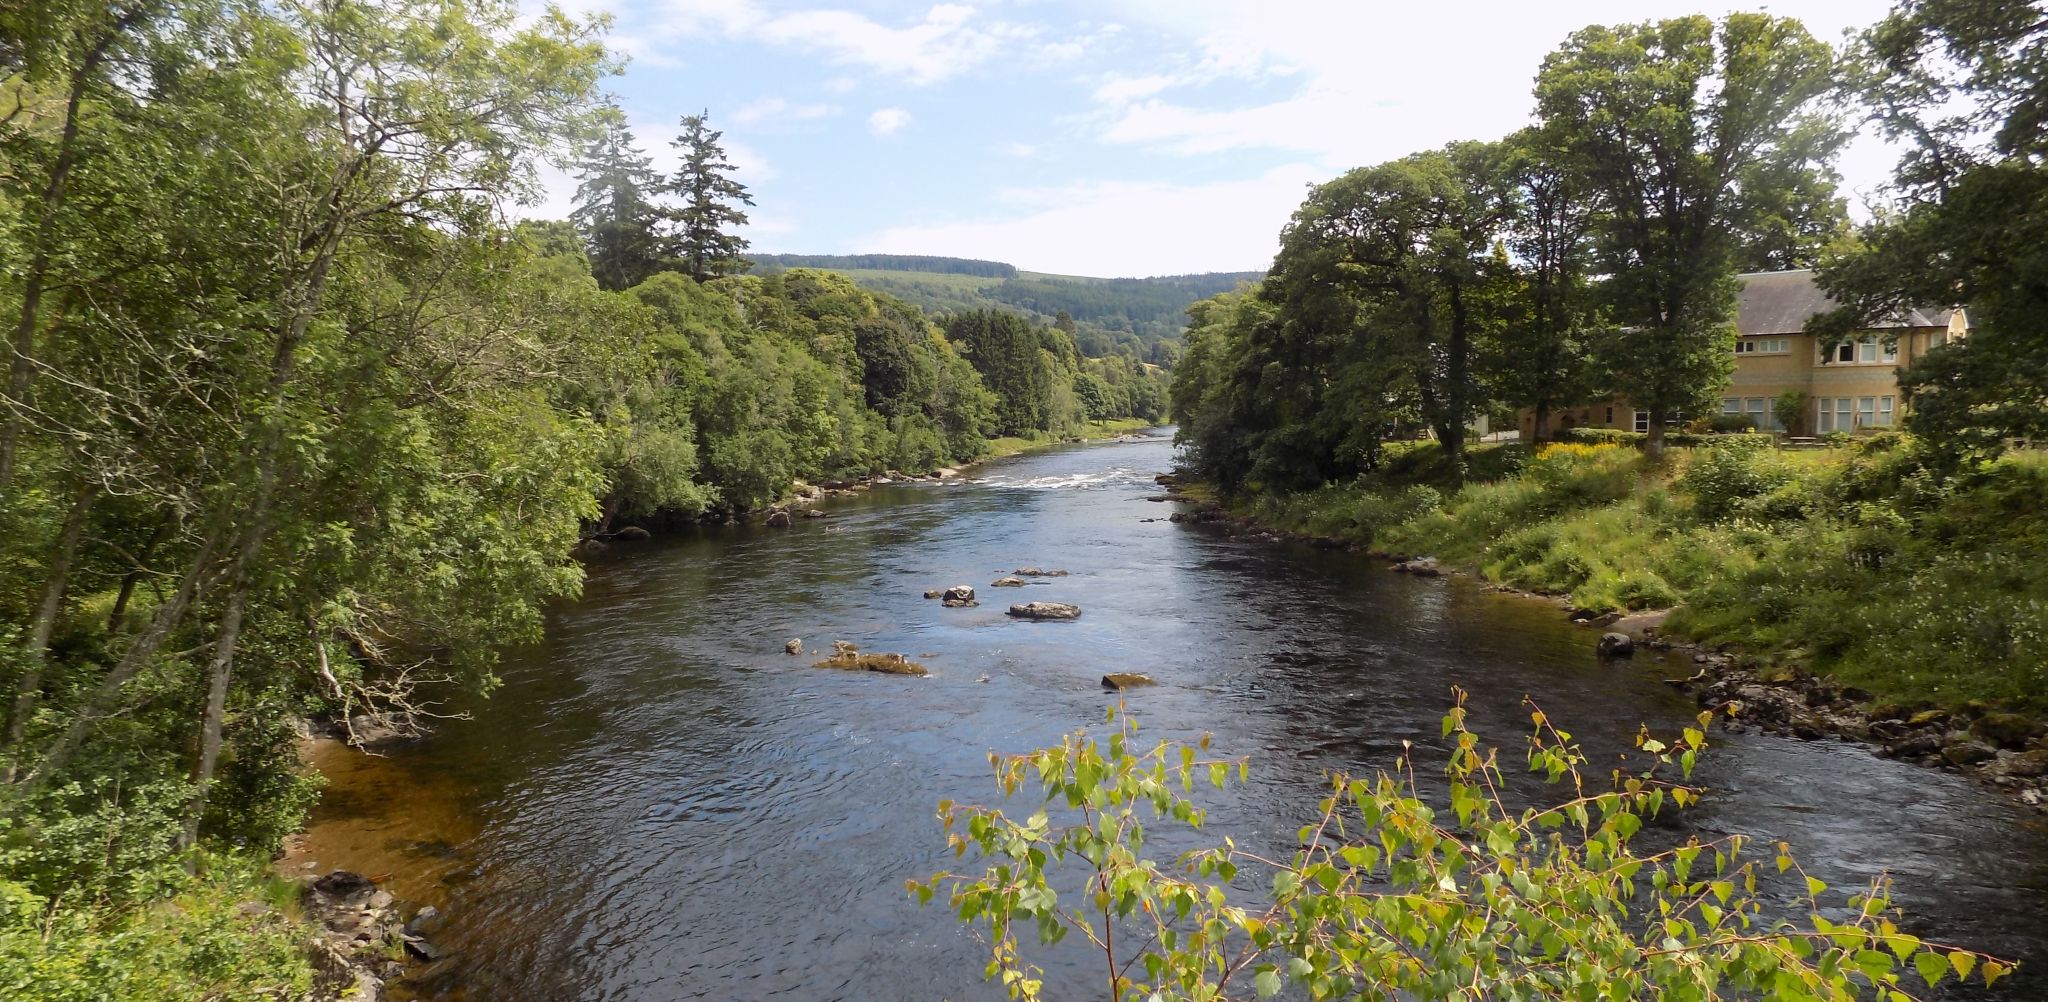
(568, 104), (665, 291)
(667, 110), (754, 282)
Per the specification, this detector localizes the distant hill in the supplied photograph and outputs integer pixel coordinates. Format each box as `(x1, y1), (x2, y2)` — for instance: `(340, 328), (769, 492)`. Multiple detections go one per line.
(749, 254), (1263, 361)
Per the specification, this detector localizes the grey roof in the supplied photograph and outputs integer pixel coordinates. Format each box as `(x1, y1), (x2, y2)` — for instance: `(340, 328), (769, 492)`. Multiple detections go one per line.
(1736, 269), (1955, 336)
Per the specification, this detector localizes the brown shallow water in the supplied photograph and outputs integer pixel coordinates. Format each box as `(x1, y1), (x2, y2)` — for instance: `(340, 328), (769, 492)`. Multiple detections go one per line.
(295, 433), (2048, 1000)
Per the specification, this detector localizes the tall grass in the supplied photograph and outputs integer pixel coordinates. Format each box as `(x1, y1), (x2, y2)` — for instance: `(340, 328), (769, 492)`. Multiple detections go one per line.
(1232, 438), (2048, 711)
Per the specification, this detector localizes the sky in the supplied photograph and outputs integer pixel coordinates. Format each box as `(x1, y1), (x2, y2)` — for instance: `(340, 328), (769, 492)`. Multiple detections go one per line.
(520, 0), (1912, 278)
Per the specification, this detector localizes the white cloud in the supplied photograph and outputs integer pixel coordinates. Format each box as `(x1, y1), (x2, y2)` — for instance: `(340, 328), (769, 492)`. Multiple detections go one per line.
(995, 141), (1038, 158)
(868, 107), (913, 136)
(860, 164), (1327, 276)
(656, 1), (1043, 85)
(1088, 0), (1898, 179)
(731, 96), (838, 125)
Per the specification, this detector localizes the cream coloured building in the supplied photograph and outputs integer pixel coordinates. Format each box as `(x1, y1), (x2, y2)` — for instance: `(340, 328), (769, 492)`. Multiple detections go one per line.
(1523, 269), (1968, 439)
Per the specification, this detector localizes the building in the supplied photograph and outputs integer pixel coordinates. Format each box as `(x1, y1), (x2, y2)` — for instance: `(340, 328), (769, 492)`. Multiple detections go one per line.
(1522, 269), (1968, 439)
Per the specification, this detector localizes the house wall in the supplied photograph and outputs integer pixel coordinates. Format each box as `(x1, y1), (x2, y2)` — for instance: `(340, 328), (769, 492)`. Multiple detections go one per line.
(1518, 325), (1959, 440)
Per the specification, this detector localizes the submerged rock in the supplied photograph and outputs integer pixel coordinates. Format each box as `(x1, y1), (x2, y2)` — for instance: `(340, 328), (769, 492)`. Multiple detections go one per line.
(991, 577), (1025, 588)
(1392, 557), (1441, 577)
(612, 526), (652, 541)
(942, 585), (978, 608)
(922, 589), (942, 599)
(1596, 632), (1635, 658)
(784, 638), (803, 656)
(815, 650), (929, 676)
(803, 508), (828, 518)
(1009, 602), (1081, 620)
(1101, 673), (1156, 690)
(1014, 567), (1069, 577)
(765, 510), (792, 528)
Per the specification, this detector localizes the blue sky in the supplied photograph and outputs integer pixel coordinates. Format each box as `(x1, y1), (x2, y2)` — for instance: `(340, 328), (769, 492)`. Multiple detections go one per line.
(523, 0), (1909, 278)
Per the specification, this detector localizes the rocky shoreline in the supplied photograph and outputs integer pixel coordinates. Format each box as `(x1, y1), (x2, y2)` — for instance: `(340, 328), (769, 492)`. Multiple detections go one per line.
(1156, 474), (2048, 814)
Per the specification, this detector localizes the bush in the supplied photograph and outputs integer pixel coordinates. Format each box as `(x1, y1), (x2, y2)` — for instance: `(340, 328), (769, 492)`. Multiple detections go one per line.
(1678, 444), (1804, 523)
(0, 860), (313, 1002)
(914, 704), (2006, 1002)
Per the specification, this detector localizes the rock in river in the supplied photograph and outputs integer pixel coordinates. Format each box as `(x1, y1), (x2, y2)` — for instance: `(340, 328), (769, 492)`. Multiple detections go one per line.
(1596, 632), (1635, 658)
(1392, 557), (1441, 577)
(991, 577), (1025, 588)
(765, 509), (791, 528)
(941, 585), (978, 607)
(815, 650), (929, 676)
(1101, 673), (1155, 690)
(1009, 602), (1081, 620)
(1014, 567), (1069, 577)
(784, 638), (803, 656)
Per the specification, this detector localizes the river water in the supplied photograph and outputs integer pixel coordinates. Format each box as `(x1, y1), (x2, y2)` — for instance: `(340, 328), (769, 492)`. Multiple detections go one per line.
(297, 432), (2048, 1000)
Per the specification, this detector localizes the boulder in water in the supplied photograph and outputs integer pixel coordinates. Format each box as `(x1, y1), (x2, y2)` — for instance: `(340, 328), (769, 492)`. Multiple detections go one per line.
(1014, 567), (1070, 577)
(1101, 673), (1155, 690)
(612, 526), (652, 541)
(784, 638), (803, 656)
(991, 577), (1025, 588)
(1009, 602), (1081, 620)
(1392, 557), (1441, 577)
(803, 508), (827, 519)
(815, 650), (929, 676)
(942, 585), (978, 608)
(765, 509), (791, 528)
(1596, 632), (1635, 658)
(922, 589), (942, 600)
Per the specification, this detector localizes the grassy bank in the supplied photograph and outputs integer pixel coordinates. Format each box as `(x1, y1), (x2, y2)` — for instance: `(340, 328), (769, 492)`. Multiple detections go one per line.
(1229, 435), (2048, 713)
(981, 418), (1158, 462)
(0, 858), (314, 1000)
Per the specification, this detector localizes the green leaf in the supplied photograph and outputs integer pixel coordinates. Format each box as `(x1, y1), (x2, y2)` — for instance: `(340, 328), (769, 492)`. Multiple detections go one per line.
(1912, 950), (1946, 988)
(1254, 968), (1283, 998)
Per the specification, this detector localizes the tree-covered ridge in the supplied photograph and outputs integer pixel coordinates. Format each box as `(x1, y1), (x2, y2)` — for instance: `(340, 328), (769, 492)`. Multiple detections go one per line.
(755, 259), (1264, 365)
(753, 253), (1018, 278)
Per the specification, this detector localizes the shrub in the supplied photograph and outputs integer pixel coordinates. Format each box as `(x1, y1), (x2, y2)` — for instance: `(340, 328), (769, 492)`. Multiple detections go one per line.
(913, 703), (2006, 1002)
(1678, 444), (1805, 523)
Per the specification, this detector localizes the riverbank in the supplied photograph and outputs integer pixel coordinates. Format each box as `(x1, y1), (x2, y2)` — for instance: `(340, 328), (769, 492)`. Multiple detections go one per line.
(1160, 436), (2048, 810)
(980, 417), (1159, 462)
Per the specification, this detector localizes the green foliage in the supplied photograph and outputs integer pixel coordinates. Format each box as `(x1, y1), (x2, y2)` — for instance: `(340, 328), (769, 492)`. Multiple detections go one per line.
(914, 700), (2005, 1001)
(0, 860), (312, 1001)
(1818, 0), (2048, 466)
(1535, 13), (1842, 453)
(667, 111), (754, 282)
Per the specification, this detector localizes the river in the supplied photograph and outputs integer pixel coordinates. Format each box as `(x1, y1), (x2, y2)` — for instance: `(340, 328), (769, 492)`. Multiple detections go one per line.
(295, 432), (2048, 1000)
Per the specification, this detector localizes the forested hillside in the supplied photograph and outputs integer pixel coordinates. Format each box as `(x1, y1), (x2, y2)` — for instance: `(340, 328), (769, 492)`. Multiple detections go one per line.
(750, 254), (1261, 364)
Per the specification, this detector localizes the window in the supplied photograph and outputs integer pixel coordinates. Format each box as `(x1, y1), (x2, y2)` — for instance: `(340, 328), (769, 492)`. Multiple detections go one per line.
(1723, 397), (1774, 430)
(1604, 406), (1614, 424)
(1858, 396), (1876, 427)
(1824, 337), (1899, 364)
(1735, 337), (1790, 355)
(1817, 397), (1856, 433)
(1634, 409), (1683, 433)
(1878, 396), (1895, 426)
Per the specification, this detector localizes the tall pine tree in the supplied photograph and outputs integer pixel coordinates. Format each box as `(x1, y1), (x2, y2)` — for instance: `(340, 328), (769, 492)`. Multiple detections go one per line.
(668, 110), (754, 282)
(568, 104), (666, 291)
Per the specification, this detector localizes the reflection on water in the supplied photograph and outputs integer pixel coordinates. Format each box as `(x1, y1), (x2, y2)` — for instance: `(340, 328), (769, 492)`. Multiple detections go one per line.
(296, 432), (2048, 1000)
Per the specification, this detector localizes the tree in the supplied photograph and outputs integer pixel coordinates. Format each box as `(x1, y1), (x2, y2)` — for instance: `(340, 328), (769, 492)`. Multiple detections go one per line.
(667, 110), (753, 282)
(1536, 14), (1843, 457)
(1260, 143), (1513, 483)
(1813, 0), (2048, 466)
(1485, 129), (1607, 444)
(568, 103), (666, 291)
(946, 310), (1055, 437)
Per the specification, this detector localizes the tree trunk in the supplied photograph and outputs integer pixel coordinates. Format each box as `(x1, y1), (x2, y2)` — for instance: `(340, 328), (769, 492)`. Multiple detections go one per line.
(2, 485), (95, 781)
(1646, 412), (1669, 459)
(0, 11), (141, 494)
(178, 582), (247, 855)
(1531, 402), (1552, 445)
(14, 518), (225, 792)
(107, 516), (171, 632)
